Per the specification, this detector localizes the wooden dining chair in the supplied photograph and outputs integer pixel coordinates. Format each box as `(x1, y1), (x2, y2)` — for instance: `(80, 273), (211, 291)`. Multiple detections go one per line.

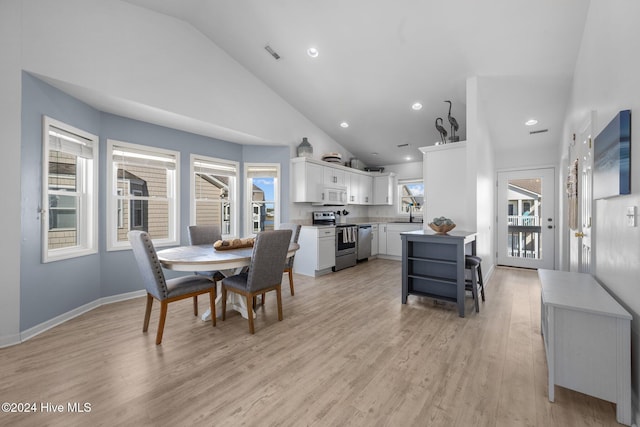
(221, 229), (292, 334)
(128, 230), (216, 345)
(187, 225), (225, 285)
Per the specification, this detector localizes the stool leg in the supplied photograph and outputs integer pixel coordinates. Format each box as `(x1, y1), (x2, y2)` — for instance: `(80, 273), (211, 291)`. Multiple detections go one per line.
(471, 267), (479, 313)
(477, 264), (485, 302)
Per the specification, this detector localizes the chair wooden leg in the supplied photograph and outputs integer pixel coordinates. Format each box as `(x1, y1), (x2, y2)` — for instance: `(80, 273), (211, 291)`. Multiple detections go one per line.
(246, 295), (255, 334)
(276, 286), (283, 321)
(288, 270), (295, 296)
(156, 300), (168, 345)
(209, 288), (216, 327)
(221, 286), (227, 321)
(143, 293), (153, 332)
(261, 293), (265, 305)
(193, 295), (198, 316)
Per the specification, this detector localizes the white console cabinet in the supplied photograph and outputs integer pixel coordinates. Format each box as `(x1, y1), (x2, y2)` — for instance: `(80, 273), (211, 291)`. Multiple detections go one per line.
(538, 269), (631, 426)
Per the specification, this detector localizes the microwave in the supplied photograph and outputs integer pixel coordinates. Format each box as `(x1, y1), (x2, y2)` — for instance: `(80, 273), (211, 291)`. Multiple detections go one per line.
(313, 186), (348, 206)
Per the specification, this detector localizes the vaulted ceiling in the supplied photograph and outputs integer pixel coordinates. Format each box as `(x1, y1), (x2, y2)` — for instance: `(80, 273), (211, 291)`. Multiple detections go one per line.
(124, 0), (590, 166)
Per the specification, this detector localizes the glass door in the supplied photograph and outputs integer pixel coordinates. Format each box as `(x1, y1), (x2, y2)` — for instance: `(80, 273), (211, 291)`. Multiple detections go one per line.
(497, 168), (555, 269)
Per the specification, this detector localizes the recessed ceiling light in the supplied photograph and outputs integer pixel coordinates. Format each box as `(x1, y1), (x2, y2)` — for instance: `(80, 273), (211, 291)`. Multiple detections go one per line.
(411, 102), (423, 111)
(405, 156), (413, 161)
(340, 121), (349, 128)
(525, 119), (538, 126)
(307, 47), (319, 58)
(371, 152), (379, 155)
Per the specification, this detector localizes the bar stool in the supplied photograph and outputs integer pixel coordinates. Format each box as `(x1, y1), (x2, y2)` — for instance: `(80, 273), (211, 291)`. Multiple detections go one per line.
(467, 255), (485, 302)
(465, 255), (484, 313)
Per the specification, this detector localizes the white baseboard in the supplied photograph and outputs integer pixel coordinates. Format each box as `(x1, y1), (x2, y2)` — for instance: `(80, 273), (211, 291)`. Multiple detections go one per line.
(17, 290), (146, 345)
(0, 332), (22, 349)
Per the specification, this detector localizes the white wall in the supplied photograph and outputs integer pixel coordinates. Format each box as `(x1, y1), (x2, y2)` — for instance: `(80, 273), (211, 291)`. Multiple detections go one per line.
(562, 0), (640, 418)
(0, 0), (22, 347)
(469, 77), (496, 273)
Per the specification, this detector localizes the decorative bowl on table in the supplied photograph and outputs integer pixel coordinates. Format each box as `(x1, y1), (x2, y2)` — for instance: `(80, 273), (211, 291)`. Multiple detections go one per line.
(428, 216), (456, 234)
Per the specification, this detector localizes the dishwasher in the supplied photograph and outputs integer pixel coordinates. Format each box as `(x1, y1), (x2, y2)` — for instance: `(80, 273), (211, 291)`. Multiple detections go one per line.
(357, 225), (372, 261)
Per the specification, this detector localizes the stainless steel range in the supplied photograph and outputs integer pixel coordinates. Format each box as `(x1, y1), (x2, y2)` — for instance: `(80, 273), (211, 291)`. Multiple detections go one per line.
(312, 211), (358, 271)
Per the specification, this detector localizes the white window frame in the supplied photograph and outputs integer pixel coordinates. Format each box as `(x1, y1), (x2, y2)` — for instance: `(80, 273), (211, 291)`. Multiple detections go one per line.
(42, 116), (99, 263)
(190, 154), (239, 238)
(244, 163), (280, 236)
(106, 139), (179, 250)
(397, 178), (424, 216)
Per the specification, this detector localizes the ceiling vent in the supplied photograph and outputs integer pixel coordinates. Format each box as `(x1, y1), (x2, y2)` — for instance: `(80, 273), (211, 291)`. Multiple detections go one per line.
(264, 45), (281, 60)
(397, 143), (410, 148)
(529, 129), (549, 135)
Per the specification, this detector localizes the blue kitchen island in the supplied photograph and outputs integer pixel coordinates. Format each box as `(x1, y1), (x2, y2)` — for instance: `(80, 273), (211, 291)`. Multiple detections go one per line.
(400, 229), (477, 317)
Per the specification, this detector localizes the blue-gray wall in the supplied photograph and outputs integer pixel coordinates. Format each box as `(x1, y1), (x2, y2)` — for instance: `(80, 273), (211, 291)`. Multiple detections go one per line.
(21, 73), (289, 331)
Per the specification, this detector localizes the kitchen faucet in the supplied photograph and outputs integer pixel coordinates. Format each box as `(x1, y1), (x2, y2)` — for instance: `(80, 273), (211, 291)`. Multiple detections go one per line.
(409, 203), (413, 223)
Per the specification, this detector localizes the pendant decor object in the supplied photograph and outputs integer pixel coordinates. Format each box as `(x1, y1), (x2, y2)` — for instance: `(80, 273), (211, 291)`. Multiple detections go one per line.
(297, 137), (313, 158)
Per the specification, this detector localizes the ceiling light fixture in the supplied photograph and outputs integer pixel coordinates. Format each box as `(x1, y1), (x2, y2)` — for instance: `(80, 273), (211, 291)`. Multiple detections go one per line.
(371, 152), (379, 155)
(307, 47), (319, 58)
(525, 119), (538, 126)
(340, 121), (349, 128)
(405, 156), (413, 161)
(411, 102), (423, 111)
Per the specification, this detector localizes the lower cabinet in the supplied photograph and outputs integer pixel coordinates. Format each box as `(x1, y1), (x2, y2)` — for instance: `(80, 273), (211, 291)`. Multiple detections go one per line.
(294, 226), (335, 277)
(381, 223), (423, 257)
(371, 224), (379, 256)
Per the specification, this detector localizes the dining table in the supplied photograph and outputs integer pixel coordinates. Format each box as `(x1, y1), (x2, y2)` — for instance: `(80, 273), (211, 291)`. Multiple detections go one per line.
(156, 242), (300, 321)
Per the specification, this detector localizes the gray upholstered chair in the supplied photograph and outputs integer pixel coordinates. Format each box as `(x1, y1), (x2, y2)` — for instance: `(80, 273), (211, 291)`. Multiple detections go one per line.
(279, 223), (302, 295)
(187, 225), (225, 282)
(260, 223), (301, 305)
(221, 229), (292, 334)
(128, 230), (216, 345)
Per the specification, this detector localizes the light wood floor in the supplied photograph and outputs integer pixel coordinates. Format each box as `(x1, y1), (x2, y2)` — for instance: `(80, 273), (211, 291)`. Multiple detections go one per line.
(0, 261), (620, 426)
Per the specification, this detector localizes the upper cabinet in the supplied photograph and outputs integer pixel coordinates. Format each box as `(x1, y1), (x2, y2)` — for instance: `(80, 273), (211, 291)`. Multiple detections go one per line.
(291, 158), (323, 203)
(373, 173), (396, 205)
(292, 157), (390, 205)
(323, 166), (346, 187)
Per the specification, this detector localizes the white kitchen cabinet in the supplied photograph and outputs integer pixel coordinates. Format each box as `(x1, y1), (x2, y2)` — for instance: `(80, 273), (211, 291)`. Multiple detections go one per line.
(294, 226), (335, 277)
(323, 166), (346, 187)
(373, 173), (395, 205)
(291, 158), (323, 203)
(371, 224), (379, 256)
(381, 223), (423, 258)
(378, 224), (387, 255)
(359, 174), (373, 205)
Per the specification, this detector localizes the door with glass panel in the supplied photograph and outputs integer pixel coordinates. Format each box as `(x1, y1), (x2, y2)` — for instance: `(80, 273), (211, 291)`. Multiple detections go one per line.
(497, 168), (555, 269)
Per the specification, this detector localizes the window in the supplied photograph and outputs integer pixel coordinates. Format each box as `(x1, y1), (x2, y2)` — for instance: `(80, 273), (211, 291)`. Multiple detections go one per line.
(190, 155), (238, 238)
(398, 179), (424, 215)
(245, 163), (280, 235)
(42, 116), (98, 262)
(107, 140), (179, 249)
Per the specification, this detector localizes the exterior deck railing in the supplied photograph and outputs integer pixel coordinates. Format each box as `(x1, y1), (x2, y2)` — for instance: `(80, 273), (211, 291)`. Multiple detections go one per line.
(507, 216), (541, 259)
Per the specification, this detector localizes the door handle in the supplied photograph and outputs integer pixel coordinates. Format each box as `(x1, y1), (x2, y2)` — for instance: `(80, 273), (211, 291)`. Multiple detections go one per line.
(574, 232), (585, 238)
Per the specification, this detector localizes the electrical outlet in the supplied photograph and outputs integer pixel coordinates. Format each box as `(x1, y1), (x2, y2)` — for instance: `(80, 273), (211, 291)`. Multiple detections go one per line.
(626, 206), (636, 227)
